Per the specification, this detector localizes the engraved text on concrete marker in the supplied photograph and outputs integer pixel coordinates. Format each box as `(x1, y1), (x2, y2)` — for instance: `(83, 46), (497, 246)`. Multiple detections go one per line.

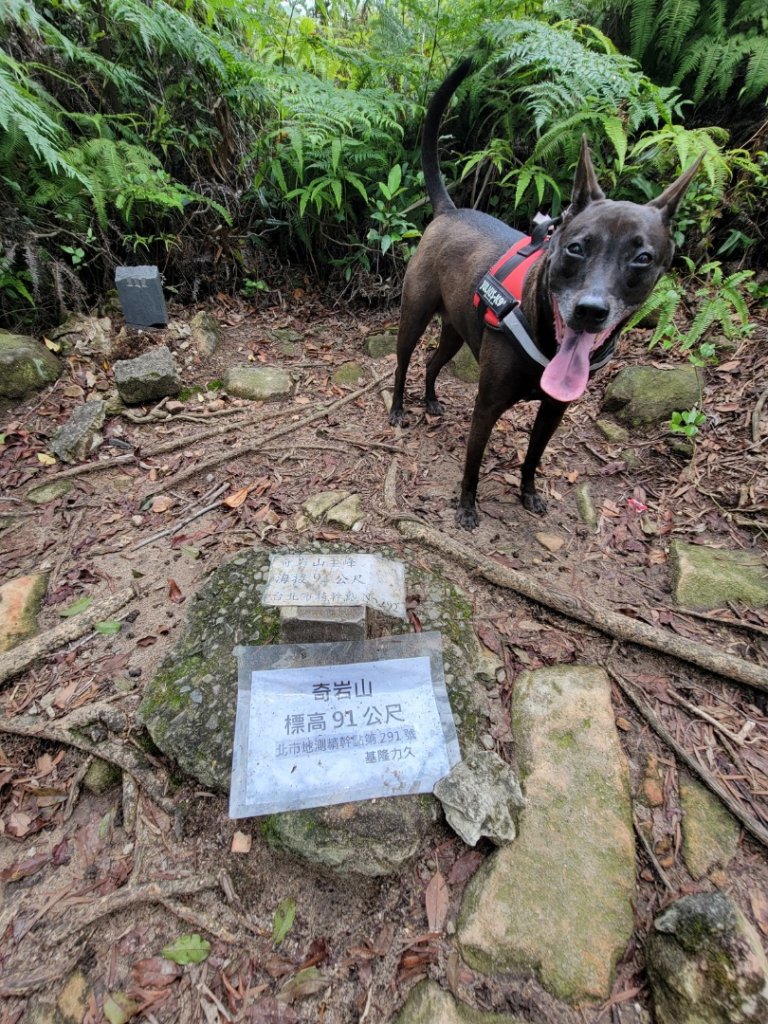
(115, 265), (168, 327)
(262, 553), (406, 620)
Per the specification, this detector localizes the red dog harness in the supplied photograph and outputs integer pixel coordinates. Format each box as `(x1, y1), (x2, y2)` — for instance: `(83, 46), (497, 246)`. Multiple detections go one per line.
(473, 234), (546, 329)
(473, 221), (618, 376)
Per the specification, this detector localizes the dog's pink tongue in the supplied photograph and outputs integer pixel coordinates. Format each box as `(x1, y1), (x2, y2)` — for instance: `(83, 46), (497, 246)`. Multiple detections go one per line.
(540, 327), (596, 402)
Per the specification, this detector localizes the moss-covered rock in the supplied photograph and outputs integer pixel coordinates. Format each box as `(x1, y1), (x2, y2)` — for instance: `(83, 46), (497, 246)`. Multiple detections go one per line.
(26, 479), (74, 505)
(603, 366), (702, 427)
(139, 546), (485, 873)
(647, 892), (768, 1024)
(680, 774), (740, 879)
(0, 330), (62, 399)
(394, 980), (526, 1024)
(449, 344), (480, 384)
(458, 665), (635, 1004)
(669, 541), (768, 611)
(189, 310), (221, 356)
(332, 361), (363, 387)
(83, 757), (122, 794)
(224, 364), (292, 400)
(364, 331), (397, 359)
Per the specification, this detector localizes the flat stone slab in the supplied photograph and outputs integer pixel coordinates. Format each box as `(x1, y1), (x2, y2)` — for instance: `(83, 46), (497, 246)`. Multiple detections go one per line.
(0, 330), (61, 399)
(115, 265), (167, 327)
(669, 540), (768, 610)
(113, 346), (181, 405)
(680, 774), (740, 879)
(332, 361), (363, 387)
(458, 665), (635, 1004)
(50, 399), (106, 463)
(138, 547), (484, 875)
(26, 479), (74, 505)
(603, 366), (702, 427)
(0, 574), (48, 654)
(647, 892), (768, 1024)
(224, 365), (292, 401)
(394, 980), (525, 1024)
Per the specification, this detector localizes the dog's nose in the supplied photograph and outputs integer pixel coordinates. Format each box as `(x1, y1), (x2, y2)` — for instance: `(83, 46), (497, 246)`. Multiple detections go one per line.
(574, 297), (610, 325)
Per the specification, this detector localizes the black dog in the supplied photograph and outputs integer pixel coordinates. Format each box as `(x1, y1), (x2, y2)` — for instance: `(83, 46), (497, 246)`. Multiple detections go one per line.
(389, 59), (701, 529)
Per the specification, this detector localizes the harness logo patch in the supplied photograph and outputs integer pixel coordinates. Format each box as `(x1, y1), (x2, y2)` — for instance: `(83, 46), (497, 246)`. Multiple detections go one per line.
(477, 275), (514, 314)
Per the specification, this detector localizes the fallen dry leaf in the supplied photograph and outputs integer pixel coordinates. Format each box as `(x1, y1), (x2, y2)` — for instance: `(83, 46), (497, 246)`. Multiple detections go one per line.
(167, 579), (185, 605)
(425, 869), (449, 933)
(151, 495), (174, 514)
(224, 484), (252, 509)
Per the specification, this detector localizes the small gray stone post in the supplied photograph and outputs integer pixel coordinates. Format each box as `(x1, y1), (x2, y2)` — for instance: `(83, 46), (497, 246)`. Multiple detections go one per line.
(115, 266), (168, 327)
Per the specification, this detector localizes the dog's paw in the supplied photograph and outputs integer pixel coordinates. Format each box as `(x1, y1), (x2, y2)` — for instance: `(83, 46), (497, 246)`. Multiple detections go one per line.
(388, 408), (406, 427)
(521, 489), (547, 515)
(425, 399), (444, 417)
(455, 505), (479, 530)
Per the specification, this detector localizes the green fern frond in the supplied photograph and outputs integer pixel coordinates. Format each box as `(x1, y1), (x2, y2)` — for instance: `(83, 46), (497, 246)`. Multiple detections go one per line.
(743, 37), (768, 102)
(628, 0), (659, 62)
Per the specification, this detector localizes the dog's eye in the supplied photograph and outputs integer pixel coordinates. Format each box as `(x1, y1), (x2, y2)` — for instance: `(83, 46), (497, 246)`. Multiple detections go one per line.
(566, 242), (584, 258)
(634, 252), (653, 266)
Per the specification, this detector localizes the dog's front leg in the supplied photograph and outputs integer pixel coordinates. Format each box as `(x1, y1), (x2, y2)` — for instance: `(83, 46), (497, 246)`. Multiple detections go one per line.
(457, 392), (510, 530)
(520, 397), (568, 514)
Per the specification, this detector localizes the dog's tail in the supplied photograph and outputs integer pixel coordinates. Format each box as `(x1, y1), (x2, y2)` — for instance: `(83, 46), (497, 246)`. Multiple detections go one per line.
(422, 57), (475, 217)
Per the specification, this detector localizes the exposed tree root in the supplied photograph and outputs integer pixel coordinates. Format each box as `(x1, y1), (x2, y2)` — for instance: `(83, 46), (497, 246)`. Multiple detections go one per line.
(0, 584), (142, 685)
(394, 516), (768, 693)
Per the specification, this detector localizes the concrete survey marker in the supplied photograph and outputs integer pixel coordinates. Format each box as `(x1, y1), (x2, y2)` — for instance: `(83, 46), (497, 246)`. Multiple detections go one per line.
(262, 552), (406, 620)
(229, 631), (460, 818)
(115, 265), (167, 327)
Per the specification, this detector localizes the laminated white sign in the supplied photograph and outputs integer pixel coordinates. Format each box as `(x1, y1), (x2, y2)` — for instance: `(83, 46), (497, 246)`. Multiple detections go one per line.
(229, 632), (460, 818)
(261, 553), (406, 619)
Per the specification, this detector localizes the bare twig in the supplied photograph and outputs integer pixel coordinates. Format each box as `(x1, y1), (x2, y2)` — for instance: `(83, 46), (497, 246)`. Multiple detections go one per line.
(751, 386), (768, 443)
(153, 369), (390, 494)
(633, 817), (674, 891)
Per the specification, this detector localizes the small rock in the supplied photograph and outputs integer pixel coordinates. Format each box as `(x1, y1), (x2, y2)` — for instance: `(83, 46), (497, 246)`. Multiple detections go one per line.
(394, 979), (523, 1024)
(0, 574), (48, 654)
(364, 331), (398, 359)
(449, 344), (480, 384)
(50, 399), (106, 463)
(434, 751), (525, 846)
(83, 757), (122, 794)
(224, 364), (292, 401)
(0, 330), (61, 399)
(303, 491), (352, 521)
(669, 540), (768, 611)
(189, 310), (221, 356)
(332, 361), (364, 387)
(680, 774), (740, 879)
(647, 891), (768, 1024)
(49, 313), (113, 357)
(603, 365), (702, 427)
(575, 482), (599, 531)
(535, 532), (564, 554)
(57, 971), (89, 1024)
(622, 449), (640, 470)
(325, 494), (364, 530)
(114, 346), (181, 405)
(597, 418), (630, 443)
(26, 479), (74, 505)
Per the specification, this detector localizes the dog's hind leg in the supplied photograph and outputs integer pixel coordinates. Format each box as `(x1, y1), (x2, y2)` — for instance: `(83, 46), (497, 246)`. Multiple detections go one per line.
(389, 273), (440, 427)
(424, 321), (464, 416)
(519, 398), (568, 513)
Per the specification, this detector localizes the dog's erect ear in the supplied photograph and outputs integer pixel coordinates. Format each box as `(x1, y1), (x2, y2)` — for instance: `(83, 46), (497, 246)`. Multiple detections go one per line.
(569, 135), (605, 215)
(647, 154), (704, 223)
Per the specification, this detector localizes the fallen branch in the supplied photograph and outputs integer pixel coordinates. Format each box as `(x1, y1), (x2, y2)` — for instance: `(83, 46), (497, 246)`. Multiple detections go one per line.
(0, 584), (141, 685)
(0, 705), (175, 815)
(751, 385), (768, 443)
(604, 663), (768, 853)
(394, 517), (768, 693)
(153, 369), (391, 494)
(632, 817), (674, 891)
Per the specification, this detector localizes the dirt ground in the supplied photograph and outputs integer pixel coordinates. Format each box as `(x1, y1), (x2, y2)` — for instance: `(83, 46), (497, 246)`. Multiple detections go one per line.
(1, 295), (767, 1024)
